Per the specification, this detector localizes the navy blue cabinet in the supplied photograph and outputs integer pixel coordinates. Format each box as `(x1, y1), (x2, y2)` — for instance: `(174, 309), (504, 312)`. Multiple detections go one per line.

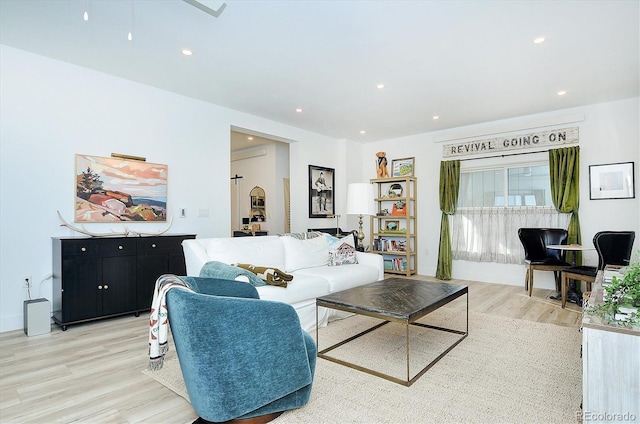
(52, 234), (195, 330)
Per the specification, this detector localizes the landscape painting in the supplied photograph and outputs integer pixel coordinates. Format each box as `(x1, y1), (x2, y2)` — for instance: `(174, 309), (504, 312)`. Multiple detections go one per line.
(75, 154), (168, 222)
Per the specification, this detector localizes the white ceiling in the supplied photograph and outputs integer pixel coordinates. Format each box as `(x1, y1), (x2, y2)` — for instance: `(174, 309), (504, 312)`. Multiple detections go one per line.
(1, 0), (638, 143)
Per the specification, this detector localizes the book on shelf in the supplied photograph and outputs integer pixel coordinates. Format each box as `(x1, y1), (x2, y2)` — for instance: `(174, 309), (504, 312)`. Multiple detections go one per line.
(374, 237), (407, 253)
(383, 257), (407, 271)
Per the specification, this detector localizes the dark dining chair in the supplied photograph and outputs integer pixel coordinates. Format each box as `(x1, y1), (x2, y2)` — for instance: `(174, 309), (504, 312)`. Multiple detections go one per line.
(518, 228), (571, 297)
(561, 231), (635, 309)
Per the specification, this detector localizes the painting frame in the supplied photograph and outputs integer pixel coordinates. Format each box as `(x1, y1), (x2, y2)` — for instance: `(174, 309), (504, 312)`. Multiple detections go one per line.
(391, 157), (415, 177)
(589, 161), (635, 200)
(309, 165), (335, 218)
(75, 154), (168, 222)
(384, 220), (400, 232)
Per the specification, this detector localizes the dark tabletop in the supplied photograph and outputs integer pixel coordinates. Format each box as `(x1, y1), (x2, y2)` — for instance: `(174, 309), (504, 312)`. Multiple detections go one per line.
(317, 278), (468, 322)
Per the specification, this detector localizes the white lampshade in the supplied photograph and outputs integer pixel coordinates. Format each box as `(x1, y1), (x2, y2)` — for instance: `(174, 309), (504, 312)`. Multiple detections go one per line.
(346, 183), (375, 216)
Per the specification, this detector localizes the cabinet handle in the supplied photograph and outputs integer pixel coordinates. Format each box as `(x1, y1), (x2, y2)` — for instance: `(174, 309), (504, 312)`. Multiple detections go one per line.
(98, 285), (103, 289)
(151, 243), (157, 248)
(118, 245), (123, 250)
(81, 247), (87, 252)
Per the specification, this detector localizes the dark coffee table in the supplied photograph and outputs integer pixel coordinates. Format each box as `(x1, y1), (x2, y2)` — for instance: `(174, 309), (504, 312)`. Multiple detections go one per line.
(316, 277), (468, 386)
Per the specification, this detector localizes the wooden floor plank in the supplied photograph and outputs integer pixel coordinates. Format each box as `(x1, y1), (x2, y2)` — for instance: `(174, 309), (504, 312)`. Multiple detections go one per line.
(0, 275), (581, 423)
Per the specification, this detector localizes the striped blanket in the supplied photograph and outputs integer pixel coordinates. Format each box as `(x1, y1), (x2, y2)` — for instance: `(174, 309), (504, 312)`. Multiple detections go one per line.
(148, 274), (193, 371)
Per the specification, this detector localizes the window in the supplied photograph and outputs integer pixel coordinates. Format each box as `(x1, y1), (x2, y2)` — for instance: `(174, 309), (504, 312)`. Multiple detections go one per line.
(458, 165), (553, 208)
(451, 162), (568, 264)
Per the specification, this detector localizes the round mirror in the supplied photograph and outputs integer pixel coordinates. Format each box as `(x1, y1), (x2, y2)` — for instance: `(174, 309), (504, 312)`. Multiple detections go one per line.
(388, 183), (403, 198)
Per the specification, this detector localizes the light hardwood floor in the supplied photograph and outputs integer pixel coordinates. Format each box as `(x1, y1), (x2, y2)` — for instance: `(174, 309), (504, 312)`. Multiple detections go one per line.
(0, 276), (582, 424)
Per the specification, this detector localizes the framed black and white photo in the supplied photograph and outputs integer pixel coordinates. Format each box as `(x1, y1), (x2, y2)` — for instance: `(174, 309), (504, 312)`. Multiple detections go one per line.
(309, 165), (335, 218)
(589, 161), (635, 200)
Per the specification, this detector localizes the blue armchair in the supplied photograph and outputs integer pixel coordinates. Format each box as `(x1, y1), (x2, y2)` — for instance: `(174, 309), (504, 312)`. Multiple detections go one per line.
(166, 277), (316, 423)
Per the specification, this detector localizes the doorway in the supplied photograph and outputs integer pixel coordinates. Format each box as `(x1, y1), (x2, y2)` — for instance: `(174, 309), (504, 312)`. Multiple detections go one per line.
(230, 130), (290, 235)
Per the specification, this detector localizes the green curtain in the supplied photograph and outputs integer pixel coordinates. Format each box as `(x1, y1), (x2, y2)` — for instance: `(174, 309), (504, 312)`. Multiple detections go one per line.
(549, 146), (582, 265)
(436, 160), (460, 280)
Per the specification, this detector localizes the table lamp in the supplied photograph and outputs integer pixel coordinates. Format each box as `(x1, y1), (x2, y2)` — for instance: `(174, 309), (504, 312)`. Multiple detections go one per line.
(346, 183), (376, 250)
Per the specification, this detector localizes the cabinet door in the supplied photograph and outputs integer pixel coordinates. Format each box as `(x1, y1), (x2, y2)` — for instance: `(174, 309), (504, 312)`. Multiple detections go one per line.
(101, 256), (137, 316)
(61, 258), (101, 322)
(136, 254), (168, 310)
(136, 236), (191, 310)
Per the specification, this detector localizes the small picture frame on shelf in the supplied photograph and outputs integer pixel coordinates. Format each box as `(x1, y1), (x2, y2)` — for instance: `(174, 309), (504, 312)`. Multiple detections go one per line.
(384, 220), (400, 232)
(391, 157), (414, 177)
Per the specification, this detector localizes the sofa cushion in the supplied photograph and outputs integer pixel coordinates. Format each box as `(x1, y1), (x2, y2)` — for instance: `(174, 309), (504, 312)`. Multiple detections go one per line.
(281, 235), (329, 272)
(204, 236), (286, 270)
(326, 234), (358, 266)
(256, 273), (330, 305)
(295, 264), (380, 293)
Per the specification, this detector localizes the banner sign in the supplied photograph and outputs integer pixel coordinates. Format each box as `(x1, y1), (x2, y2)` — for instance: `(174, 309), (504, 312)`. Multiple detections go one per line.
(443, 126), (579, 158)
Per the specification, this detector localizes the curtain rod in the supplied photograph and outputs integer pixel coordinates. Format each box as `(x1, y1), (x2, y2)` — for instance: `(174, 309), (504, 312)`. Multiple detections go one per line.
(455, 149), (550, 162)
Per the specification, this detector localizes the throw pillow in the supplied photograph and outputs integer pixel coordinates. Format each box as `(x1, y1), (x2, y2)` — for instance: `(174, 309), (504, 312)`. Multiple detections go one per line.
(278, 231), (324, 240)
(281, 235), (329, 272)
(199, 260), (266, 287)
(232, 263), (293, 288)
(328, 234), (358, 266)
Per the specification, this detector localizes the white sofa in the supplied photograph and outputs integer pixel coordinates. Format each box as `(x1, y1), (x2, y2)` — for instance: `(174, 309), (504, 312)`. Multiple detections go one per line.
(182, 234), (384, 332)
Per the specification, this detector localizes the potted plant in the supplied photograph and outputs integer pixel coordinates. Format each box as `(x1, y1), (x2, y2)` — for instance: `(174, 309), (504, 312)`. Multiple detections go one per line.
(586, 252), (640, 328)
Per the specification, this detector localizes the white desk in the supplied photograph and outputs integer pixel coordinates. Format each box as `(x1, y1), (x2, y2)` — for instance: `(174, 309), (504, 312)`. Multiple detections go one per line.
(546, 244), (596, 303)
(546, 243), (595, 266)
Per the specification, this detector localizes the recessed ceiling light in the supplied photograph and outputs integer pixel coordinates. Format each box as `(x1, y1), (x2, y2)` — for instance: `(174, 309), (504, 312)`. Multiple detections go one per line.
(360, 130), (366, 134)
(182, 49), (193, 56)
(247, 136), (254, 141)
(432, 115), (440, 120)
(534, 36), (546, 44)
(557, 90), (567, 96)
(376, 84), (385, 89)
(295, 108), (303, 113)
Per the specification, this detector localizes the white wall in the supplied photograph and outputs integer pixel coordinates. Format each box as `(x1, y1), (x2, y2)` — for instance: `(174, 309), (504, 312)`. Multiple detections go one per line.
(0, 45), (342, 332)
(361, 98), (640, 287)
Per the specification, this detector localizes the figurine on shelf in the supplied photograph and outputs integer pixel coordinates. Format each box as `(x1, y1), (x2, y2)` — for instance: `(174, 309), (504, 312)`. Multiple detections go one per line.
(376, 152), (389, 178)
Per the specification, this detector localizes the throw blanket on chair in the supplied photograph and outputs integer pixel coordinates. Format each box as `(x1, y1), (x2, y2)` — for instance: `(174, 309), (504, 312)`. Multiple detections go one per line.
(232, 263), (293, 288)
(148, 274), (193, 371)
(199, 260), (267, 287)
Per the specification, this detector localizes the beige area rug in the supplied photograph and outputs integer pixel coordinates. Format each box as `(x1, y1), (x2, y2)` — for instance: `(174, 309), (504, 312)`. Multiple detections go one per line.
(143, 308), (582, 424)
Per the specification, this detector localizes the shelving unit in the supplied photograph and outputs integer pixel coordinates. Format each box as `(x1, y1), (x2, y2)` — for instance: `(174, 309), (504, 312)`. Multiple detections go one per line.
(369, 176), (417, 276)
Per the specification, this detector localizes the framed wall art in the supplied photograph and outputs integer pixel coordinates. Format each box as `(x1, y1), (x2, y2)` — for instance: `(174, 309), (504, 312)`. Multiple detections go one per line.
(309, 165), (335, 218)
(75, 154), (168, 222)
(589, 161), (635, 200)
(384, 220), (400, 232)
(391, 157), (415, 177)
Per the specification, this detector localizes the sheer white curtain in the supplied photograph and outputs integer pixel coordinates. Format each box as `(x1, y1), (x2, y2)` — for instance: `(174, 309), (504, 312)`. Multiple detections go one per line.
(450, 206), (569, 264)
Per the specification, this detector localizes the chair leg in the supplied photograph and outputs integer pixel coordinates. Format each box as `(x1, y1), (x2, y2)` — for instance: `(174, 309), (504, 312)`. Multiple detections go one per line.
(553, 271), (561, 292)
(524, 268), (530, 292)
(561, 274), (568, 309)
(528, 269), (534, 297)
